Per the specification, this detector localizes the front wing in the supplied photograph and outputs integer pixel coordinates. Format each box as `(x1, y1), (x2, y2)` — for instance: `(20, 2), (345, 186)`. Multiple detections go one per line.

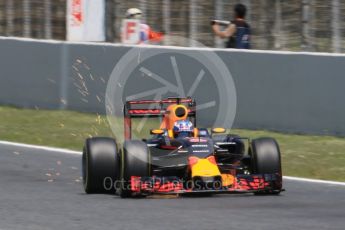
(130, 173), (282, 195)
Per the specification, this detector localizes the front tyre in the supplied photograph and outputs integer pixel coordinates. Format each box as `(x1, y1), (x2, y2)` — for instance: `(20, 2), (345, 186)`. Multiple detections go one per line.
(82, 137), (120, 194)
(120, 140), (151, 198)
(250, 138), (282, 195)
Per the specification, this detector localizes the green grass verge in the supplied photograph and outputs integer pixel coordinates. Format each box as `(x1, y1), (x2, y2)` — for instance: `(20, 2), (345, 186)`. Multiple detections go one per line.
(0, 106), (344, 182)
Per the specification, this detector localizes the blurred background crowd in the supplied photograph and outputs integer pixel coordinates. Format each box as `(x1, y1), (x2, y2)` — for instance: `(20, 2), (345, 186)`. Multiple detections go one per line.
(0, 0), (345, 52)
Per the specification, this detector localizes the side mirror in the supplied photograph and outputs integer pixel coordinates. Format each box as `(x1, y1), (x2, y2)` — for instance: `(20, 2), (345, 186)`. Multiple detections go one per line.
(211, 127), (226, 134)
(150, 129), (165, 135)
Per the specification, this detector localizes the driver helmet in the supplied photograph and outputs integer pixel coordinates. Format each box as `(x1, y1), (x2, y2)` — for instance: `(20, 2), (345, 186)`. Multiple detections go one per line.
(173, 120), (194, 138)
(126, 8), (142, 19)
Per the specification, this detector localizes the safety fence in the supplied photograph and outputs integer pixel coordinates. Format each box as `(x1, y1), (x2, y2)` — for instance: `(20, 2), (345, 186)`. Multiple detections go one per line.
(1, 0), (345, 52)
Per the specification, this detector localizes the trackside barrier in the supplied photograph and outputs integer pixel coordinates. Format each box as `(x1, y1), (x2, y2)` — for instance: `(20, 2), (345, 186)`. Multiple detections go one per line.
(1, 37), (345, 136)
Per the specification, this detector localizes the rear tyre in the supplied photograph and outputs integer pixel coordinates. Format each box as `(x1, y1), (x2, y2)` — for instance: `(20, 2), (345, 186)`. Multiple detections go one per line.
(120, 140), (151, 198)
(250, 138), (282, 195)
(82, 137), (120, 194)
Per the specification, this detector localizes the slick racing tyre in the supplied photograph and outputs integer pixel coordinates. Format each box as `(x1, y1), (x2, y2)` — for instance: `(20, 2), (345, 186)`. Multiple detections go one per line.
(120, 140), (151, 198)
(82, 137), (120, 194)
(250, 138), (282, 195)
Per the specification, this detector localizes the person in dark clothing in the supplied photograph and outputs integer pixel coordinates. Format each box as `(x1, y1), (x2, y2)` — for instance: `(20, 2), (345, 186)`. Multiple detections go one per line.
(212, 3), (251, 49)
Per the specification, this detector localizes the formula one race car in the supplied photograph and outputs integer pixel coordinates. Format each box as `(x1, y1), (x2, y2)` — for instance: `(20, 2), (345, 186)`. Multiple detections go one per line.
(82, 97), (283, 198)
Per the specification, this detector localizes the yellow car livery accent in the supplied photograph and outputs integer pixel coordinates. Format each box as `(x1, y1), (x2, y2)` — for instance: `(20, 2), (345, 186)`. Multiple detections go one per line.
(221, 174), (235, 187)
(190, 157), (221, 178)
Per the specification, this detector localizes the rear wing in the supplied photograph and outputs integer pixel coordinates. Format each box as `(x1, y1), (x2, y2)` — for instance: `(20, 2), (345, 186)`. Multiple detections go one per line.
(124, 97), (196, 139)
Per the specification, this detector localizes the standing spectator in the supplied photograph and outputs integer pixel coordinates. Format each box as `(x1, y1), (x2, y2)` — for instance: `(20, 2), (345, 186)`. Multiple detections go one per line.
(212, 3), (250, 49)
(125, 8), (163, 44)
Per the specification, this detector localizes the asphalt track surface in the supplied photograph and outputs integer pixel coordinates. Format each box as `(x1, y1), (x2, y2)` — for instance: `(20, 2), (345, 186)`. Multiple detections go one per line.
(0, 143), (344, 230)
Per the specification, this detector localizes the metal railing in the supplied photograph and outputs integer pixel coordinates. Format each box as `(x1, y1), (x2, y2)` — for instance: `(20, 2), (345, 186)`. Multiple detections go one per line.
(0, 0), (344, 52)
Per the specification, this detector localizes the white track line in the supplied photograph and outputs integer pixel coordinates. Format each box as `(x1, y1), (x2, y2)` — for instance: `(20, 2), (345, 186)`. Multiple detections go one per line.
(0, 140), (81, 155)
(283, 176), (345, 186)
(0, 140), (344, 186)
